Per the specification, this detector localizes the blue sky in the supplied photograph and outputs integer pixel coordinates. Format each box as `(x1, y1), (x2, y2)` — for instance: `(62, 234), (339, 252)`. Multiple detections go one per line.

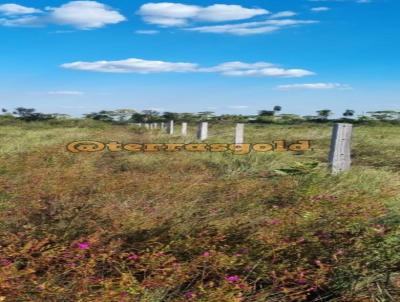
(0, 0), (399, 117)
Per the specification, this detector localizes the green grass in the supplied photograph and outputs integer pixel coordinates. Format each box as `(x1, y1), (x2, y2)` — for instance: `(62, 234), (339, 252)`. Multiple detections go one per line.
(0, 121), (399, 302)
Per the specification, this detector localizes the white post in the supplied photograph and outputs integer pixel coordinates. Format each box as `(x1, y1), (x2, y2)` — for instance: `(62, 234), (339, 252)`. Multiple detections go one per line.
(329, 123), (353, 174)
(153, 123), (158, 129)
(235, 123), (244, 144)
(161, 122), (165, 130)
(145, 123), (150, 129)
(167, 120), (174, 135)
(181, 122), (188, 136)
(197, 122), (208, 141)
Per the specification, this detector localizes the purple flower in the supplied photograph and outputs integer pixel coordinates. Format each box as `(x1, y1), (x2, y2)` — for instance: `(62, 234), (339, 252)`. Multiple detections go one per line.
(76, 242), (90, 250)
(0, 259), (12, 267)
(128, 253), (139, 260)
(225, 275), (240, 283)
(184, 291), (195, 299)
(202, 251), (210, 257)
(236, 248), (249, 256)
(296, 279), (307, 285)
(269, 219), (281, 225)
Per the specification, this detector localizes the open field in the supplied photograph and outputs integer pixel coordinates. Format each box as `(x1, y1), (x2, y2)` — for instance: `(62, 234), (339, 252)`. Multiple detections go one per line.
(0, 120), (399, 301)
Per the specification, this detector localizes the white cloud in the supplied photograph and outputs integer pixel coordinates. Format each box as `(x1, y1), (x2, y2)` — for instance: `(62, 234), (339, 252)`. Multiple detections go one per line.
(201, 61), (314, 77)
(47, 90), (84, 95)
(0, 1), (125, 29)
(187, 19), (318, 35)
(0, 15), (42, 27)
(61, 58), (315, 78)
(269, 11), (297, 19)
(228, 105), (249, 109)
(61, 58), (199, 73)
(47, 1), (126, 29)
(135, 29), (160, 34)
(187, 24), (279, 35)
(202, 61), (274, 72)
(0, 3), (41, 15)
(138, 2), (269, 27)
(311, 7), (331, 12)
(195, 4), (269, 22)
(277, 83), (352, 90)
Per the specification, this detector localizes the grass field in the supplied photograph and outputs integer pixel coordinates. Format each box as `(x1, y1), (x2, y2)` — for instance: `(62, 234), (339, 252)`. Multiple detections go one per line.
(0, 120), (399, 301)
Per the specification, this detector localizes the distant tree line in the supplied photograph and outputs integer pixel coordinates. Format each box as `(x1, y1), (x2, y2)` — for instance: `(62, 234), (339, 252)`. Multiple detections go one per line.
(1, 106), (400, 124)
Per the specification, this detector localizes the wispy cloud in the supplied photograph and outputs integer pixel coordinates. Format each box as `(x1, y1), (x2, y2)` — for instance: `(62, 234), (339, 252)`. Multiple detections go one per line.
(0, 3), (41, 15)
(137, 3), (269, 27)
(277, 83), (352, 90)
(269, 11), (297, 19)
(137, 2), (316, 35)
(311, 7), (331, 12)
(202, 61), (314, 77)
(228, 105), (249, 109)
(135, 29), (160, 35)
(61, 58), (199, 73)
(0, 1), (126, 29)
(187, 19), (318, 36)
(61, 58), (315, 78)
(47, 90), (84, 95)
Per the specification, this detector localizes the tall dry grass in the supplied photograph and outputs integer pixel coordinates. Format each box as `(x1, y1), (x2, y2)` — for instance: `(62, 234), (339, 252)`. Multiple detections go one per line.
(0, 121), (399, 301)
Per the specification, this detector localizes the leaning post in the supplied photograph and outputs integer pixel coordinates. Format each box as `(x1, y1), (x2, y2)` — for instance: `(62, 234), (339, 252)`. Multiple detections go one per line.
(235, 123), (244, 144)
(167, 120), (174, 135)
(328, 123), (353, 174)
(181, 122), (188, 136)
(197, 122), (208, 141)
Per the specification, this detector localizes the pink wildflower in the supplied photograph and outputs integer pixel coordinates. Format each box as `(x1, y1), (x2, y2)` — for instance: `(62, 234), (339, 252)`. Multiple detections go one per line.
(128, 253), (139, 260)
(296, 279), (307, 285)
(202, 251), (210, 257)
(76, 242), (90, 250)
(269, 219), (281, 225)
(225, 275), (240, 283)
(184, 291), (195, 299)
(0, 259), (12, 267)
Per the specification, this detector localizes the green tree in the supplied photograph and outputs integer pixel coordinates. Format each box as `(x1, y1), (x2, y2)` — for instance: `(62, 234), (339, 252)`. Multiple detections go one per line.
(316, 109), (332, 120)
(110, 109), (137, 122)
(197, 111), (215, 120)
(258, 110), (275, 117)
(13, 107), (54, 121)
(162, 112), (180, 122)
(142, 110), (160, 122)
(367, 110), (400, 121)
(85, 111), (114, 122)
(273, 105), (282, 113)
(343, 109), (355, 118)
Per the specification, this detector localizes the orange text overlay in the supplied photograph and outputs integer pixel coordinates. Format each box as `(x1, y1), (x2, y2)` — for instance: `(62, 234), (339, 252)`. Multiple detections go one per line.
(66, 140), (312, 155)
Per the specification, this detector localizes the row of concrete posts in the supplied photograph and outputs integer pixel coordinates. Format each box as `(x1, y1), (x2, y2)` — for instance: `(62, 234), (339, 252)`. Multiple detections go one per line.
(133, 122), (353, 174)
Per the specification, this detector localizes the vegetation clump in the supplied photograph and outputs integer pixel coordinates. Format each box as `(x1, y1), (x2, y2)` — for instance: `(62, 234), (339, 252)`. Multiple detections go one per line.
(0, 116), (399, 301)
